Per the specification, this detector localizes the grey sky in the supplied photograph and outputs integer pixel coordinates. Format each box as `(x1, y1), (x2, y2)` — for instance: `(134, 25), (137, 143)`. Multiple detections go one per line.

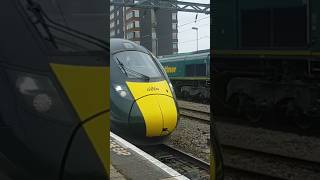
(177, 0), (210, 53)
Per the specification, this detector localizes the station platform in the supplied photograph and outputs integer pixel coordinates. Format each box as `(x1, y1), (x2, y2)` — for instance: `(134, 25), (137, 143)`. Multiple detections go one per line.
(110, 164), (126, 180)
(110, 132), (189, 180)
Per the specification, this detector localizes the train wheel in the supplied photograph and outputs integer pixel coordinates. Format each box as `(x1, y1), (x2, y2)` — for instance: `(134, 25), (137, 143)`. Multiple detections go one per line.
(286, 101), (312, 130)
(227, 93), (241, 114)
(294, 115), (313, 130)
(181, 91), (188, 98)
(240, 95), (263, 123)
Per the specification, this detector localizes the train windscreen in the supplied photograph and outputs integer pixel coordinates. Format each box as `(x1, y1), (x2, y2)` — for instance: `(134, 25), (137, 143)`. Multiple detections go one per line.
(113, 51), (163, 79)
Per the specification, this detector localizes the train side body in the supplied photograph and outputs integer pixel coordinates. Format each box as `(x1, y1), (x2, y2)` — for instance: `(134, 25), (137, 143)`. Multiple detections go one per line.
(213, 0), (320, 129)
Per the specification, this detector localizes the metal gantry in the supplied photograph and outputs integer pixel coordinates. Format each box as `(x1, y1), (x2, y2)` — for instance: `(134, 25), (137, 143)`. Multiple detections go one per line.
(110, 0), (210, 14)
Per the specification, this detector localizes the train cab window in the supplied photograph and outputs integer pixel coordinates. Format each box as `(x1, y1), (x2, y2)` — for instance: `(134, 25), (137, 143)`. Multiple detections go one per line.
(113, 51), (162, 79)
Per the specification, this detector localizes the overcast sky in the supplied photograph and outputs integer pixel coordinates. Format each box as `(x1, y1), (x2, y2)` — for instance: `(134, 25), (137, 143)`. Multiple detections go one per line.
(177, 0), (210, 53)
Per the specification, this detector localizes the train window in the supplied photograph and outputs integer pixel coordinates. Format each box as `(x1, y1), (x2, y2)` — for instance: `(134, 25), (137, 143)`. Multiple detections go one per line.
(186, 64), (206, 77)
(113, 51), (162, 79)
(241, 6), (307, 48)
(241, 8), (271, 47)
(273, 6), (307, 47)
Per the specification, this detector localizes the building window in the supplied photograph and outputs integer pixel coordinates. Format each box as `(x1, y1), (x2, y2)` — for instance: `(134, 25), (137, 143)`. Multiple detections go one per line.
(172, 32), (177, 39)
(173, 43), (178, 49)
(126, 11), (133, 20)
(172, 12), (177, 20)
(110, 30), (115, 37)
(135, 21), (140, 28)
(134, 31), (140, 38)
(127, 32), (134, 39)
(133, 10), (139, 17)
(117, 29), (120, 34)
(117, 19), (120, 25)
(110, 21), (115, 28)
(117, 11), (119, 16)
(110, 6), (114, 11)
(127, 22), (133, 30)
(127, 21), (139, 30)
(172, 23), (177, 30)
(110, 13), (114, 20)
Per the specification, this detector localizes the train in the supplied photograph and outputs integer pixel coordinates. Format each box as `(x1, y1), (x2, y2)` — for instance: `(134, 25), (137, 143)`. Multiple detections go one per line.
(158, 50), (210, 103)
(213, 0), (320, 129)
(110, 38), (179, 145)
(0, 0), (108, 179)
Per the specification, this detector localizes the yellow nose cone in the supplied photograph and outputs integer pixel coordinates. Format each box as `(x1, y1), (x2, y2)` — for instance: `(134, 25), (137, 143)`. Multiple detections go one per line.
(126, 80), (178, 137)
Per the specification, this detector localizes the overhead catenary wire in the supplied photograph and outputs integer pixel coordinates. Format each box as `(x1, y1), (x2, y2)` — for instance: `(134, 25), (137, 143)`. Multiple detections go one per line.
(178, 16), (209, 28)
(177, 35), (210, 44)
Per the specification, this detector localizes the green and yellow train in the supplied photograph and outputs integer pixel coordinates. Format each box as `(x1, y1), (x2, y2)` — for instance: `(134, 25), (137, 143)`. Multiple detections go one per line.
(159, 50), (210, 102)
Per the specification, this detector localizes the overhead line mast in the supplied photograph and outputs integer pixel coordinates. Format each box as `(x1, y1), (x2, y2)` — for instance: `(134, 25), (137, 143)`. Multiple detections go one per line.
(110, 0), (210, 14)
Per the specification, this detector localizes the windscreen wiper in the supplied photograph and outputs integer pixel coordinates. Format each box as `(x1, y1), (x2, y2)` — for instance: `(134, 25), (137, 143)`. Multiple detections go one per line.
(26, 0), (58, 48)
(25, 0), (108, 50)
(115, 57), (150, 81)
(115, 57), (128, 77)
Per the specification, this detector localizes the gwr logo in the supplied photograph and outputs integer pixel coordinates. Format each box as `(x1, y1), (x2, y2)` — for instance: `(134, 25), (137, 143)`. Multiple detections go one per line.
(147, 86), (160, 91)
(164, 66), (176, 74)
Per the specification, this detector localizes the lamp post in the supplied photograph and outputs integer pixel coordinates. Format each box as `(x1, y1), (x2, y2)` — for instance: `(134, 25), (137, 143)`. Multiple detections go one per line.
(192, 27), (198, 52)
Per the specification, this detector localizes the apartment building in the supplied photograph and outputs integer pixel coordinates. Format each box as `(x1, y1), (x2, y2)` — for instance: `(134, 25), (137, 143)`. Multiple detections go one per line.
(110, 4), (178, 56)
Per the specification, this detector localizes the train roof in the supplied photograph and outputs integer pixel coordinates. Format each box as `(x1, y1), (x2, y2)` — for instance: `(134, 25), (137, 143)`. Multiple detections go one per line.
(158, 51), (210, 63)
(110, 38), (149, 54)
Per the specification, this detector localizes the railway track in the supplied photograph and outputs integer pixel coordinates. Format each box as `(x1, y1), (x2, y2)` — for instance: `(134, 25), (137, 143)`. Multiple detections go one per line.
(178, 100), (210, 123)
(176, 100), (320, 179)
(139, 144), (210, 180)
(223, 166), (286, 180)
(222, 144), (320, 180)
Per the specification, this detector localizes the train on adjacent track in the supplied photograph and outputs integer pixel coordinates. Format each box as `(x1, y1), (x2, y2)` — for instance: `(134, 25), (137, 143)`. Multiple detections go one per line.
(158, 50), (210, 103)
(110, 38), (179, 145)
(213, 0), (320, 129)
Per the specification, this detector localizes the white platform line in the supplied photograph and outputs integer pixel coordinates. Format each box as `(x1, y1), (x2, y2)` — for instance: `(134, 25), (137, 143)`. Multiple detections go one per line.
(110, 132), (190, 180)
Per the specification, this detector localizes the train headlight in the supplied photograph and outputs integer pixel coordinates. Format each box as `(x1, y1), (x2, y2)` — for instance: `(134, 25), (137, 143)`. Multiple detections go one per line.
(113, 84), (129, 98)
(9, 71), (73, 125)
(33, 93), (52, 112)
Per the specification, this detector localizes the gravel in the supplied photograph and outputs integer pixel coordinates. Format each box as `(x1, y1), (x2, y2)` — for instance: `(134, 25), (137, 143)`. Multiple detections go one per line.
(216, 121), (320, 163)
(217, 121), (320, 180)
(166, 116), (210, 163)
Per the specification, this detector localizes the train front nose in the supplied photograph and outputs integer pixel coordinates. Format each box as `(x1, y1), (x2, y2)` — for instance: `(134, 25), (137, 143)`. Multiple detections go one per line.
(126, 80), (178, 138)
(130, 94), (178, 137)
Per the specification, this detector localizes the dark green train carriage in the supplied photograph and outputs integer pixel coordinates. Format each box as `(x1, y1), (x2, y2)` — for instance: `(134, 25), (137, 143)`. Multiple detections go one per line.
(213, 0), (320, 129)
(159, 50), (210, 101)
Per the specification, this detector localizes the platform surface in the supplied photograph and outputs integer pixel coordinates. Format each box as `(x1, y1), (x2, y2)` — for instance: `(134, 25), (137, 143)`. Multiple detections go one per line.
(110, 164), (126, 180)
(110, 132), (189, 180)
